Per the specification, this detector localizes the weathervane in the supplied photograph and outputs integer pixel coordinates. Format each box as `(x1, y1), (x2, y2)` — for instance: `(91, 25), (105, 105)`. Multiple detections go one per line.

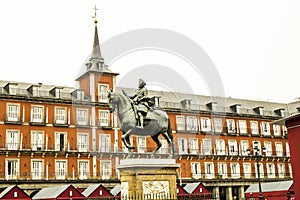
(92, 5), (99, 23)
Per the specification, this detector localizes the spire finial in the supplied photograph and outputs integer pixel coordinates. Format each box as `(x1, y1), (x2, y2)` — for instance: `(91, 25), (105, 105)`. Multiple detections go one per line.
(92, 5), (99, 24)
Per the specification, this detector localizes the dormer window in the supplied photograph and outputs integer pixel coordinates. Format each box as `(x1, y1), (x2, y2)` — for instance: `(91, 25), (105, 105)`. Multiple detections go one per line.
(152, 96), (161, 107)
(275, 108), (285, 117)
(230, 104), (241, 114)
(72, 89), (85, 101)
(27, 85), (41, 97)
(50, 87), (63, 98)
(4, 83), (18, 95)
(207, 102), (217, 112)
(253, 106), (264, 115)
(180, 99), (191, 109)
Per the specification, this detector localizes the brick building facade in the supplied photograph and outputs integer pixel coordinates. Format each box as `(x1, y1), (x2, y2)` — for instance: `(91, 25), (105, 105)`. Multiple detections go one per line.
(0, 19), (296, 200)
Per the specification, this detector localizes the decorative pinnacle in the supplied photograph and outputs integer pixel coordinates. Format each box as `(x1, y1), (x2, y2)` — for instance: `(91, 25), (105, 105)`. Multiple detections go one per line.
(92, 5), (99, 24)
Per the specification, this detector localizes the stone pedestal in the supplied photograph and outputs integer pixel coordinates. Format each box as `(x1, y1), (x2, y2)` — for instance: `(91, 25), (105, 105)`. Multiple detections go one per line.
(117, 159), (179, 199)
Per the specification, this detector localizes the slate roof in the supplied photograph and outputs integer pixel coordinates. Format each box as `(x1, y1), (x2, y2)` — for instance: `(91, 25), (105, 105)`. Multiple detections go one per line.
(183, 182), (200, 194)
(32, 184), (70, 199)
(0, 185), (15, 198)
(245, 180), (293, 193)
(82, 184), (101, 197)
(110, 184), (121, 196)
(1, 79), (300, 118)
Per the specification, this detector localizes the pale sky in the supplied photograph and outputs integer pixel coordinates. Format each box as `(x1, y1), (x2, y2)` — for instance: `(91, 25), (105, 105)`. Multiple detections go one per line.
(0, 0), (300, 103)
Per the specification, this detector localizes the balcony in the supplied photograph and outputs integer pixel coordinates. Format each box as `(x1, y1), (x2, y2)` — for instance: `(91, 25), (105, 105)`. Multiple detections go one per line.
(75, 119), (90, 128)
(29, 117), (46, 126)
(53, 117), (69, 127)
(4, 113), (22, 125)
(97, 119), (111, 129)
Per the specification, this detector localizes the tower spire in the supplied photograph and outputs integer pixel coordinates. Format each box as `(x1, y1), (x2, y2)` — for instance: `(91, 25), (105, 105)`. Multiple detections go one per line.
(90, 5), (103, 61)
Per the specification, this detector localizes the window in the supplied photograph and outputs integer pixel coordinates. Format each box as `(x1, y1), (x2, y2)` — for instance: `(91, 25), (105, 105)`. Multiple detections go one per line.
(278, 163), (285, 178)
(6, 83), (18, 95)
(286, 142), (290, 157)
(230, 163), (240, 178)
(55, 132), (67, 151)
(282, 126), (287, 136)
(202, 139), (212, 155)
(261, 122), (270, 136)
(238, 120), (247, 134)
(32, 160), (43, 180)
(6, 130), (19, 150)
(55, 107), (67, 124)
(213, 118), (223, 133)
(252, 141), (262, 155)
(288, 163), (293, 178)
(226, 119), (236, 133)
(6, 159), (19, 180)
(75, 90), (84, 101)
(78, 133), (89, 152)
(6, 103), (20, 122)
(215, 139), (226, 155)
(158, 138), (168, 154)
(275, 142), (283, 157)
(100, 161), (112, 179)
(32, 86), (40, 97)
(178, 138), (188, 154)
(31, 131), (44, 150)
(218, 163), (227, 178)
(31, 105), (44, 123)
(186, 116), (198, 132)
(78, 160), (89, 180)
(240, 140), (249, 156)
(99, 110), (110, 127)
(273, 124), (281, 137)
(137, 136), (146, 153)
(243, 163), (251, 179)
(200, 117), (211, 132)
(99, 134), (111, 153)
(266, 163), (275, 178)
(189, 138), (198, 154)
(191, 162), (201, 179)
(250, 121), (259, 135)
(176, 116), (185, 131)
(228, 140), (238, 156)
(55, 160), (67, 179)
(76, 108), (89, 126)
(98, 84), (109, 103)
(54, 88), (63, 98)
(255, 163), (264, 178)
(264, 141), (272, 157)
(204, 162), (214, 179)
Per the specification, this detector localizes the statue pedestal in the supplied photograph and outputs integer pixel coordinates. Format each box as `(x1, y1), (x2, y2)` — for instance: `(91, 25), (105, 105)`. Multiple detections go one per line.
(117, 159), (179, 199)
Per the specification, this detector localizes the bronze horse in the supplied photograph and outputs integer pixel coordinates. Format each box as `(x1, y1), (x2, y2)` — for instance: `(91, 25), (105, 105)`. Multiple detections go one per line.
(108, 90), (174, 158)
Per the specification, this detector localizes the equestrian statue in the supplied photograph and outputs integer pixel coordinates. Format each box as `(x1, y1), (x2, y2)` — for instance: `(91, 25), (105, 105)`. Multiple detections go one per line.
(108, 79), (174, 158)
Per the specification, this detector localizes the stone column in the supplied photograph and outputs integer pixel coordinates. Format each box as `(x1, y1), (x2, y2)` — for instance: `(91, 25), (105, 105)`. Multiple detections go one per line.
(212, 186), (220, 200)
(238, 186), (245, 200)
(226, 186), (233, 200)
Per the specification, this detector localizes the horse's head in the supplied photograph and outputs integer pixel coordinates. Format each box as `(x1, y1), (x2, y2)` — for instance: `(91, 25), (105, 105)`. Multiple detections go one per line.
(108, 90), (118, 113)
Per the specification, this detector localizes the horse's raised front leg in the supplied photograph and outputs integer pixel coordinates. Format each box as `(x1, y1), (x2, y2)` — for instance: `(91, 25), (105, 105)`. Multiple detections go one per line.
(150, 134), (162, 158)
(121, 129), (134, 149)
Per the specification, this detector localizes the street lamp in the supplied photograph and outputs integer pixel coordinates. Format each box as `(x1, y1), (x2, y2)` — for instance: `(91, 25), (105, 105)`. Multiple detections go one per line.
(247, 141), (266, 200)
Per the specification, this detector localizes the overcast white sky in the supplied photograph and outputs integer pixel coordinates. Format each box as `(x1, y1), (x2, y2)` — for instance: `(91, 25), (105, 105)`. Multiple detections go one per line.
(0, 0), (300, 103)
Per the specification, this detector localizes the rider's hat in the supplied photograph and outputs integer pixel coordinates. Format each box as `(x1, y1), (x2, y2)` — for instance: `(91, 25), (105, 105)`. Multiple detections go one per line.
(138, 79), (146, 87)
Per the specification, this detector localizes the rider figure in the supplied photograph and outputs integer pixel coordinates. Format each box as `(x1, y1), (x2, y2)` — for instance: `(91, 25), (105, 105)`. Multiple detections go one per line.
(130, 79), (149, 128)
